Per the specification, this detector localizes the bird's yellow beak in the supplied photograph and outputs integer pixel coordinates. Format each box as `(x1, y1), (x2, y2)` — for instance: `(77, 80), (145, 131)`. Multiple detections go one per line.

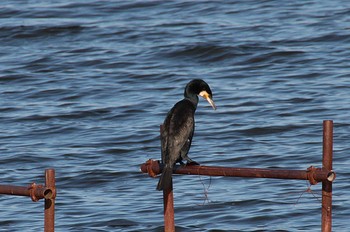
(199, 91), (216, 110)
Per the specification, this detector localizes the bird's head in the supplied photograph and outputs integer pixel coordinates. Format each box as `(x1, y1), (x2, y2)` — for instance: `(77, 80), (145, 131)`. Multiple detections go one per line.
(185, 79), (216, 110)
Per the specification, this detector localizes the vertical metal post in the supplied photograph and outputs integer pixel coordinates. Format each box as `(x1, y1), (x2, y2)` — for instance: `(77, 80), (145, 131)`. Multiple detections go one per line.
(163, 186), (175, 232)
(322, 120), (333, 232)
(44, 169), (55, 232)
(160, 125), (175, 232)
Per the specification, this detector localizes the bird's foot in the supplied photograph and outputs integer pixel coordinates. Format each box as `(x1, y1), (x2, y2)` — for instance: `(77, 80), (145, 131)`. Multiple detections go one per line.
(179, 161), (186, 167)
(186, 160), (200, 166)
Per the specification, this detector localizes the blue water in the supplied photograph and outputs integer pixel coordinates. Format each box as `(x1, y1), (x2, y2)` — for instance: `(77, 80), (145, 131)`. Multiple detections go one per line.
(1, 1), (349, 231)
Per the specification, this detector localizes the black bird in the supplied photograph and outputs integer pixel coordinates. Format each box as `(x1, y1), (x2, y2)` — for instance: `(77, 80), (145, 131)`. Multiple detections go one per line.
(157, 79), (216, 191)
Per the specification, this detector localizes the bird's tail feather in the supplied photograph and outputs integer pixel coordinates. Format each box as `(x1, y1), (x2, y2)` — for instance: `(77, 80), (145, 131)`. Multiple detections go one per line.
(156, 167), (173, 191)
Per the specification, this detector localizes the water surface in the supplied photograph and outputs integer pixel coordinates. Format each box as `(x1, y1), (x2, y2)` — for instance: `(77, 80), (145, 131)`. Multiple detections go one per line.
(1, 1), (349, 231)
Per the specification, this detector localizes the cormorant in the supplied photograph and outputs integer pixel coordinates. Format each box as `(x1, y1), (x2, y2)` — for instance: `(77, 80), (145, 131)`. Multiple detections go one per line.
(157, 79), (216, 191)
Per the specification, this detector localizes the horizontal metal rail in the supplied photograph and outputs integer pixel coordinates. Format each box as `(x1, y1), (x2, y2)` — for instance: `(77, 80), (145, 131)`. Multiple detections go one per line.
(141, 160), (335, 185)
(0, 183), (53, 202)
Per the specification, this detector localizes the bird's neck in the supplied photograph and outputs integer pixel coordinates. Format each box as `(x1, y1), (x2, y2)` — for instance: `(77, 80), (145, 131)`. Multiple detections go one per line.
(185, 94), (198, 109)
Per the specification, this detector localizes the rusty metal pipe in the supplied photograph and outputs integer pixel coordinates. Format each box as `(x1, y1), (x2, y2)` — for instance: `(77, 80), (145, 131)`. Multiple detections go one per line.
(322, 120), (333, 232)
(45, 169), (56, 232)
(0, 185), (32, 197)
(0, 184), (53, 201)
(163, 186), (175, 232)
(159, 125), (175, 232)
(141, 159), (335, 185)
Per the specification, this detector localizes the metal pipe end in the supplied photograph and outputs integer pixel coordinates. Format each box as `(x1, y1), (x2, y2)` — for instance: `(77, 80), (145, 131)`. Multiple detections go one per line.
(44, 188), (53, 199)
(327, 170), (336, 182)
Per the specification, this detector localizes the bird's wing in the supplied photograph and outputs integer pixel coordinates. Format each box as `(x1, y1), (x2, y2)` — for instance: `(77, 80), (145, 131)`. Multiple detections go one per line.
(163, 100), (195, 165)
(179, 121), (194, 160)
(160, 124), (167, 163)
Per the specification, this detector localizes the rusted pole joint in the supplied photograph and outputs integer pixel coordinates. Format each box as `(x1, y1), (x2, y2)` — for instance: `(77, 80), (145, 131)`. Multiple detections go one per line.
(28, 183), (55, 202)
(306, 166), (335, 185)
(143, 159), (160, 178)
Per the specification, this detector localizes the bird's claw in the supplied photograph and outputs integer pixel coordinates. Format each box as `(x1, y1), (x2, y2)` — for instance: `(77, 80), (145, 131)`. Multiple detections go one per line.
(186, 161), (200, 166)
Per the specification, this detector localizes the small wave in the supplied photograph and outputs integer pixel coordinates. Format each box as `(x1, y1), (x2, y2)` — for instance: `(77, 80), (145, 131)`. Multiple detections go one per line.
(164, 43), (243, 63)
(242, 50), (305, 64)
(236, 124), (305, 136)
(16, 107), (113, 122)
(1, 24), (84, 40)
(272, 32), (350, 44)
